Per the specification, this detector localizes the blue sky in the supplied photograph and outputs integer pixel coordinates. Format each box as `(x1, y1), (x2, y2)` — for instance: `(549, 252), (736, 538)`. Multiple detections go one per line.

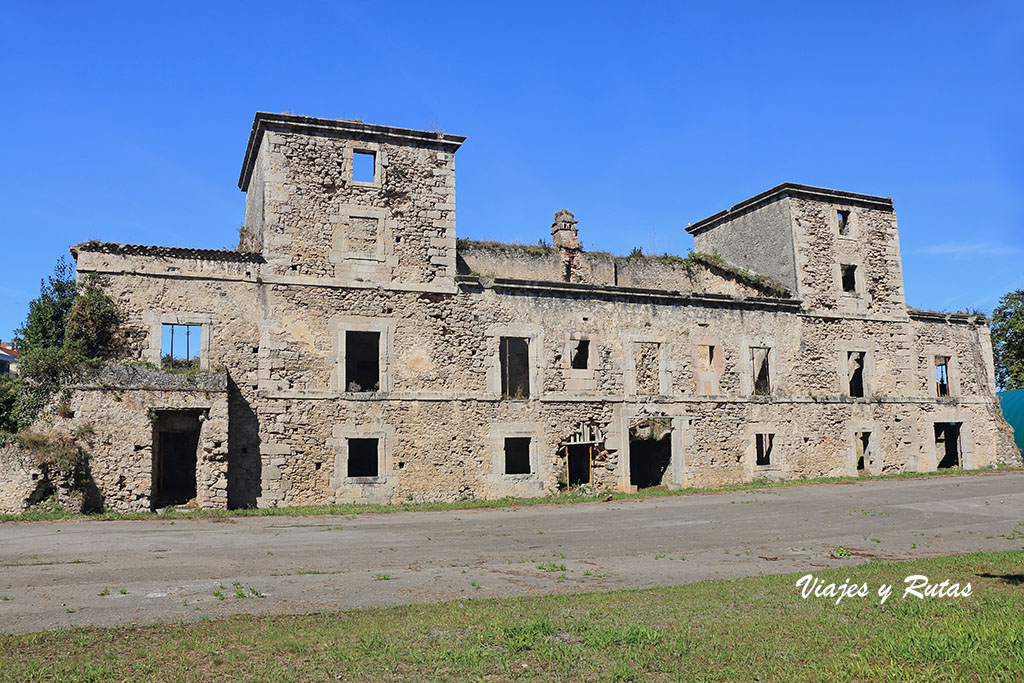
(2, 1), (1022, 342)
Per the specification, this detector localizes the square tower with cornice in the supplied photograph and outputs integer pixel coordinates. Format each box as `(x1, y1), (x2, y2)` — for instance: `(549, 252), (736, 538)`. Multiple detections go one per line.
(239, 113), (466, 289)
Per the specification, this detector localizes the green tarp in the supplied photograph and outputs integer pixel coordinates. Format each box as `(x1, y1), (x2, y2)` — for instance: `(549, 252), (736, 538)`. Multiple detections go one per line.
(998, 389), (1024, 459)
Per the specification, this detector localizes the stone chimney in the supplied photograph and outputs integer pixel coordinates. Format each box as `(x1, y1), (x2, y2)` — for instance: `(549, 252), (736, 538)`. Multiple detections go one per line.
(551, 209), (581, 250)
(551, 209), (582, 282)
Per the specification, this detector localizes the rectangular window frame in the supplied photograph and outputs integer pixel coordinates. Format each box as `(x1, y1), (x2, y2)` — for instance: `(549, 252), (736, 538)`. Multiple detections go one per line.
(144, 313), (213, 370)
(490, 423), (544, 485)
(835, 207), (855, 238)
(345, 142), (383, 189)
(487, 325), (542, 400)
(499, 336), (531, 400)
(329, 424), (393, 491)
(330, 316), (393, 395)
(935, 356), (951, 397)
(503, 436), (532, 475)
(751, 346), (772, 396)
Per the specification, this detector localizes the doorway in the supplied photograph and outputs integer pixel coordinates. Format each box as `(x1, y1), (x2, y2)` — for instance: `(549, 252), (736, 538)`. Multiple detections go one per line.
(629, 418), (673, 488)
(152, 411), (202, 508)
(934, 423), (961, 469)
(565, 444), (591, 487)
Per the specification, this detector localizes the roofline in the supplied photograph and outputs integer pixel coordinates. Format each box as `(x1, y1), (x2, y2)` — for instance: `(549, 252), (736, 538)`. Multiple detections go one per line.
(238, 112), (467, 191)
(71, 242), (265, 263)
(455, 275), (801, 311)
(686, 182), (894, 235)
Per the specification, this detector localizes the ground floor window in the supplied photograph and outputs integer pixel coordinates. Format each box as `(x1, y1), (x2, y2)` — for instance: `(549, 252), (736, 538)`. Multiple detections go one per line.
(755, 433), (774, 466)
(504, 437), (531, 475)
(348, 438), (380, 477)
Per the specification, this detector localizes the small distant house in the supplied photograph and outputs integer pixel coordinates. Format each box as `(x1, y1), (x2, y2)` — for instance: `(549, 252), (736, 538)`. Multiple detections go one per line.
(0, 341), (17, 376)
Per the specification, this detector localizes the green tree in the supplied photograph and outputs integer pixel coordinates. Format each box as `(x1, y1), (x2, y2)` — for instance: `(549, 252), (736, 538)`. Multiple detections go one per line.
(64, 278), (125, 362)
(992, 289), (1024, 391)
(17, 257), (78, 353)
(0, 375), (17, 434)
(2, 259), (126, 432)
(15, 258), (81, 387)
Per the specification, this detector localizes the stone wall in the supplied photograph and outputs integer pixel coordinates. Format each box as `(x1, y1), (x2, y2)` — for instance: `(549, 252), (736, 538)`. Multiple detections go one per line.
(456, 243), (784, 298)
(52, 115), (1017, 513)
(1, 367), (229, 513)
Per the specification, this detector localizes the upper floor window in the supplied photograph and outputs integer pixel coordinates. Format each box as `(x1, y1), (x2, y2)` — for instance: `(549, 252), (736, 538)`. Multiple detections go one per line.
(161, 324), (201, 370)
(634, 342), (662, 396)
(570, 339), (590, 370)
(500, 336), (530, 399)
(352, 150), (376, 183)
(841, 264), (858, 293)
(935, 356), (950, 397)
(847, 351), (866, 398)
(346, 331), (380, 392)
(751, 347), (772, 396)
(837, 209), (851, 236)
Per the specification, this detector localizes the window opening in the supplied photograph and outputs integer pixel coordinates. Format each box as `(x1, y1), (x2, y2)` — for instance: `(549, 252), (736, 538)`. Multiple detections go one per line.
(161, 324), (201, 370)
(751, 347), (771, 395)
(848, 351), (866, 397)
(856, 431), (871, 473)
(352, 150), (376, 183)
(935, 357), (950, 397)
(570, 339), (590, 370)
(348, 438), (379, 477)
(755, 432), (774, 466)
(500, 336), (530, 399)
(504, 437), (531, 475)
(837, 209), (850, 236)
(841, 264), (857, 293)
(345, 331), (380, 392)
(700, 345), (716, 372)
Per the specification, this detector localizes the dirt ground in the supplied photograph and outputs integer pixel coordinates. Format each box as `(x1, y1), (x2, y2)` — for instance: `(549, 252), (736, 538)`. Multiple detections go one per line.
(1, 472), (1022, 633)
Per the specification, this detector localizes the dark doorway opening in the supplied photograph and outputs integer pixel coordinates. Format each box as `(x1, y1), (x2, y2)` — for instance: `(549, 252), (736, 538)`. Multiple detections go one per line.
(566, 444), (591, 487)
(629, 418), (672, 489)
(152, 410), (202, 509)
(935, 423), (961, 469)
(346, 331), (380, 392)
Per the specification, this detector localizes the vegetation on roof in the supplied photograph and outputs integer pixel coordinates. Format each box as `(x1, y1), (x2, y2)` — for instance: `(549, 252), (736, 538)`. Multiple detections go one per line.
(457, 239), (790, 297)
(456, 238), (558, 255)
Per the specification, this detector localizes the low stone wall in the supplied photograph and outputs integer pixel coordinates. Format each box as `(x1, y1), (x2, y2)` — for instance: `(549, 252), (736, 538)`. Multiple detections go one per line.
(0, 366), (230, 514)
(0, 445), (46, 514)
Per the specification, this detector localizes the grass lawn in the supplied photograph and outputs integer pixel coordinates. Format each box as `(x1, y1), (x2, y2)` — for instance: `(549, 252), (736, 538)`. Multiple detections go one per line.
(2, 551), (1022, 681)
(3, 465), (1021, 524)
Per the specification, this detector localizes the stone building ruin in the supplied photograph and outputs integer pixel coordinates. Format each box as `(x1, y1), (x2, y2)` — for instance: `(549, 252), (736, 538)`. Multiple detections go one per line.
(4, 112), (1016, 512)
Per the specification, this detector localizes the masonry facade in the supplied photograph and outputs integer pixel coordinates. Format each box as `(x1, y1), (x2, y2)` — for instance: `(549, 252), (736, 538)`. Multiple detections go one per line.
(51, 112), (1018, 512)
